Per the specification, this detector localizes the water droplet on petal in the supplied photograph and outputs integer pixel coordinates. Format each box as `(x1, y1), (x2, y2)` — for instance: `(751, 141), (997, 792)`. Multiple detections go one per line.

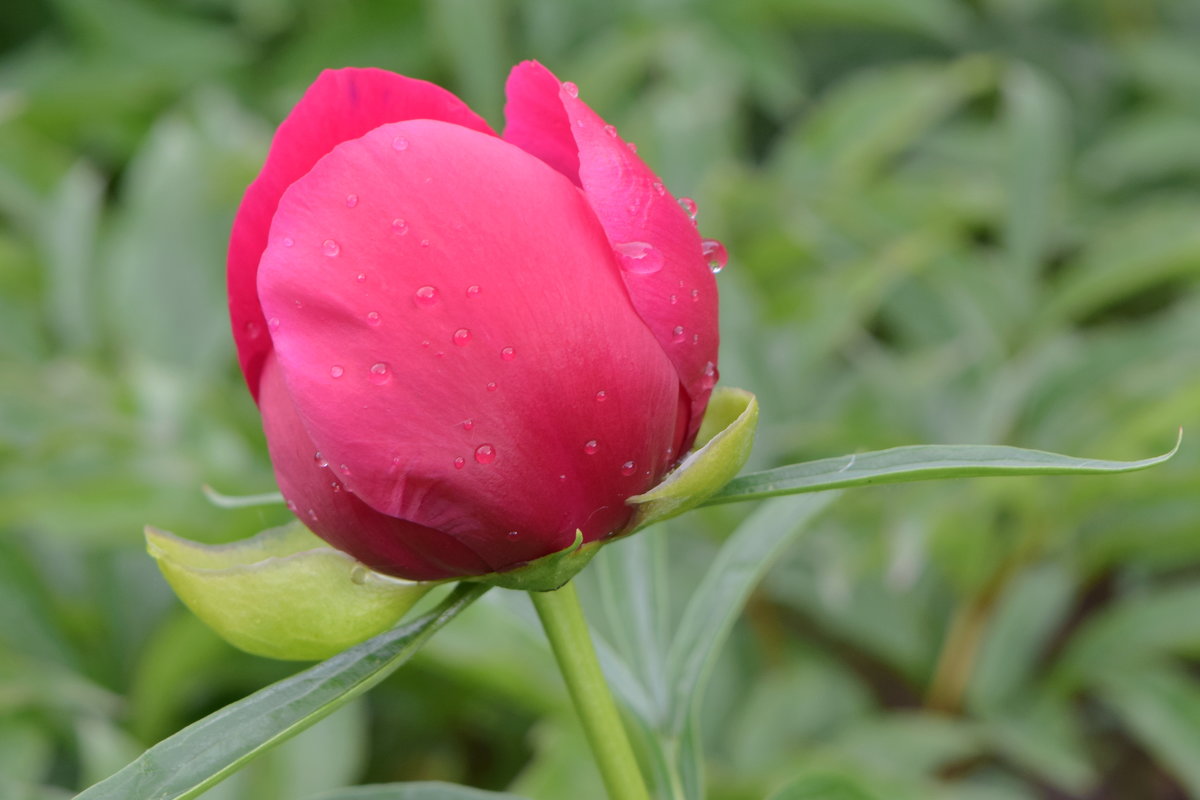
(614, 241), (664, 274)
(453, 456), (466, 470)
(356, 272), (367, 283)
(627, 141), (638, 153)
(392, 136), (409, 151)
(350, 565), (368, 584)
(314, 451), (328, 468)
(486, 381), (498, 392)
(701, 238), (728, 274)
(507, 530), (519, 539)
(338, 463), (351, 476)
(653, 181), (665, 196)
(286, 498), (297, 512)
(584, 439), (599, 455)
(267, 317), (280, 332)
(345, 194), (358, 208)
(369, 362), (391, 385)
(621, 460), (636, 476)
(420, 239), (430, 248)
(672, 325), (686, 343)
(330, 365), (344, 378)
(604, 124), (618, 138)
(307, 508), (319, 522)
(562, 81), (579, 98)
(466, 284), (481, 298)
(500, 346), (515, 361)
(691, 288), (700, 301)
(595, 390), (607, 402)
(322, 239), (340, 257)
(678, 197), (698, 220)
(414, 285), (439, 306)
(701, 361), (718, 391)
(281, 236), (294, 247)
(474, 443), (496, 464)
(391, 218), (409, 235)
(453, 328), (472, 346)
(669, 294), (678, 305)
(366, 311), (381, 326)
(461, 419), (474, 431)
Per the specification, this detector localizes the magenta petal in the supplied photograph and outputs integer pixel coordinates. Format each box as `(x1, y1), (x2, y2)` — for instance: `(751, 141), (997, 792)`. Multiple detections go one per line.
(257, 120), (681, 570)
(259, 354), (494, 581)
(230, 68), (496, 399)
(503, 61), (720, 446)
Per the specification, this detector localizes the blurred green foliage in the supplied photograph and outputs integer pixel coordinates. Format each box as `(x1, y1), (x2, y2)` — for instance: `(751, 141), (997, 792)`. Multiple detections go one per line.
(1, 0), (1198, 798)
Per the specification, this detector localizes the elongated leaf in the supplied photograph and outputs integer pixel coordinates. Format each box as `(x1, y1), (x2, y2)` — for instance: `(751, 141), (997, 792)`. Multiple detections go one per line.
(74, 584), (489, 800)
(665, 493), (838, 735)
(704, 434), (1181, 506)
(305, 782), (529, 800)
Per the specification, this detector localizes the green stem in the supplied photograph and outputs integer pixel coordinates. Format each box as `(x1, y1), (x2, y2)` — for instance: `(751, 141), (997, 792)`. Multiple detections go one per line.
(531, 580), (652, 800)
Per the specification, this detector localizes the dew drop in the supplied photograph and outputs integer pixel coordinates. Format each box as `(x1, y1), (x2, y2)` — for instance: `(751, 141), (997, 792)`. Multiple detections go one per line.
(691, 288), (700, 301)
(314, 451), (328, 468)
(461, 419), (475, 431)
(330, 365), (344, 379)
(701, 361), (719, 390)
(350, 564), (369, 584)
(391, 218), (409, 235)
(620, 460), (636, 476)
(307, 508), (319, 522)
(595, 389), (607, 402)
(414, 285), (439, 306)
(391, 136), (409, 151)
(500, 346), (516, 361)
(420, 239), (430, 248)
(368, 362), (391, 385)
(286, 499), (298, 512)
(669, 294), (678, 304)
(559, 474), (568, 482)
(453, 456), (466, 470)
(678, 197), (698, 220)
(701, 238), (728, 274)
(322, 239), (340, 257)
(345, 194), (359, 208)
(507, 530), (519, 539)
(653, 181), (665, 196)
(486, 381), (498, 392)
(604, 124), (618, 138)
(466, 284), (481, 298)
(672, 325), (686, 343)
(366, 311), (381, 326)
(453, 328), (472, 346)
(562, 81), (579, 98)
(614, 241), (664, 274)
(474, 443), (496, 464)
(281, 236), (294, 248)
(584, 439), (599, 455)
(692, 333), (699, 345)
(267, 317), (280, 332)
(627, 141), (638, 153)
(331, 481), (342, 493)
(338, 463), (351, 476)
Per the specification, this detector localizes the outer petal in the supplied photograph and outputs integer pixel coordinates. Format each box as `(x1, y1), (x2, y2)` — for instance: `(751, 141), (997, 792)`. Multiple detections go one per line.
(258, 120), (681, 572)
(503, 61), (720, 446)
(230, 68), (497, 399)
(259, 353), (492, 581)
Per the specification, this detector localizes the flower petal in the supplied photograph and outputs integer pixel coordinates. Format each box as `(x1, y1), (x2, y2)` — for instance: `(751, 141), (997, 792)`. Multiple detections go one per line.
(230, 68), (496, 399)
(259, 353), (493, 580)
(257, 120), (681, 572)
(504, 61), (720, 446)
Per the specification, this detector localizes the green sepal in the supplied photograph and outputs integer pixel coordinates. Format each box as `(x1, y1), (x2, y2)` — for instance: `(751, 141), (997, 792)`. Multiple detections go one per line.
(472, 530), (600, 592)
(627, 386), (759, 530)
(146, 522), (432, 661)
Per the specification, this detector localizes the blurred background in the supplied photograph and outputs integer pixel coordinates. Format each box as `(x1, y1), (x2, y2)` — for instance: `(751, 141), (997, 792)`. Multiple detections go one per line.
(2, 0), (1199, 798)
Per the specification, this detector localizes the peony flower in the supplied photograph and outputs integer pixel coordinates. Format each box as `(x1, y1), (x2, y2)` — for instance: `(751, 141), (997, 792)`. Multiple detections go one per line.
(227, 61), (722, 581)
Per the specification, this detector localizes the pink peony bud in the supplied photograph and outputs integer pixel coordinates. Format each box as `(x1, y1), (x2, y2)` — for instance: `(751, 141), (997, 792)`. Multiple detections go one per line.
(227, 62), (720, 581)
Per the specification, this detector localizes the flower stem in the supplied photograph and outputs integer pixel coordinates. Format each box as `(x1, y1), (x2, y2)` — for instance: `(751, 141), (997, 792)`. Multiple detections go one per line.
(530, 580), (652, 800)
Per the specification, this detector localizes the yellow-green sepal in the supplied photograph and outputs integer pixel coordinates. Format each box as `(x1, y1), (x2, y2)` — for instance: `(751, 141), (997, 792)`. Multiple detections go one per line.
(146, 522), (432, 661)
(627, 386), (759, 530)
(473, 530), (600, 592)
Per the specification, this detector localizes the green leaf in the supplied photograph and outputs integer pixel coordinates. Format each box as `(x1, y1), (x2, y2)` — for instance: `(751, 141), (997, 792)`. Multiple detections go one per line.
(74, 583), (489, 800)
(665, 493), (838, 735)
(628, 387), (759, 528)
(147, 523), (432, 660)
(304, 785), (529, 800)
(704, 432), (1181, 506)
(1100, 664), (1200, 797)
